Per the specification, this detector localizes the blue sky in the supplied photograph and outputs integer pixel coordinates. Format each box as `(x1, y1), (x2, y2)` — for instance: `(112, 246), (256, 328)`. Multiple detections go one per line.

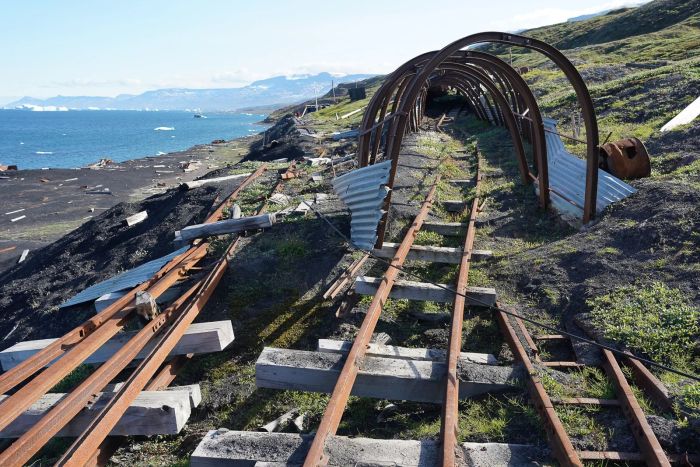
(1, 0), (647, 102)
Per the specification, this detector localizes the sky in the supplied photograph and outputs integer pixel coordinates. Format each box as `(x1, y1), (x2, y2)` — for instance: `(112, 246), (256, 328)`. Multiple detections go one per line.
(0, 0), (649, 103)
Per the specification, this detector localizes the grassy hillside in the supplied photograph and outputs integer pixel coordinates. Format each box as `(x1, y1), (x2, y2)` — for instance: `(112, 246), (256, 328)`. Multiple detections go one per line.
(486, 0), (699, 177)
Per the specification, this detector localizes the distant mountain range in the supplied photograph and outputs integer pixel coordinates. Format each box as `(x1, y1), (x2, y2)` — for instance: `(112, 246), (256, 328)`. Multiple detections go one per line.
(5, 72), (376, 112)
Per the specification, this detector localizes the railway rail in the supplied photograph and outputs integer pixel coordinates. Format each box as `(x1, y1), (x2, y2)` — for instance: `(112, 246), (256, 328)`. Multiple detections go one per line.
(190, 131), (697, 466)
(0, 165), (278, 466)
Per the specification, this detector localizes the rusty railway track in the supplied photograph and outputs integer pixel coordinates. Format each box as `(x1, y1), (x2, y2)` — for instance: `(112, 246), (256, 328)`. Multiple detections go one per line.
(299, 133), (689, 465)
(0, 165), (279, 466)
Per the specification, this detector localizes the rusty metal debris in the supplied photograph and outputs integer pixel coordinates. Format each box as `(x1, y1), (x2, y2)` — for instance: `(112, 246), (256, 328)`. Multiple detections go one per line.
(599, 137), (651, 179)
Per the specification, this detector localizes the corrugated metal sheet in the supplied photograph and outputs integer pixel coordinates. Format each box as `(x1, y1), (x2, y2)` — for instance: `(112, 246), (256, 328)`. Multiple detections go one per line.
(540, 118), (636, 219)
(479, 95), (497, 124)
(333, 161), (392, 250)
(60, 246), (189, 308)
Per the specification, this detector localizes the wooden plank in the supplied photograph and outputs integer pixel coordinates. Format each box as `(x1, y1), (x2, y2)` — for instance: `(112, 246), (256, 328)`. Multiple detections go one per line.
(255, 347), (520, 403)
(178, 214), (275, 241)
(541, 361), (585, 368)
(373, 242), (492, 264)
(18, 249), (29, 264)
(556, 397), (621, 406)
(578, 451), (644, 461)
(0, 388), (194, 437)
(183, 173), (252, 190)
(535, 334), (567, 340)
(125, 211), (148, 226)
(0, 321), (234, 371)
(422, 221), (467, 236)
(317, 339), (498, 365)
(442, 200), (467, 212)
(190, 430), (546, 467)
(354, 276), (496, 306)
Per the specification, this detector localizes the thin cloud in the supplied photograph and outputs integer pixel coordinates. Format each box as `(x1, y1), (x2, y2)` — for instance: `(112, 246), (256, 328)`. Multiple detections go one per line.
(488, 0), (649, 31)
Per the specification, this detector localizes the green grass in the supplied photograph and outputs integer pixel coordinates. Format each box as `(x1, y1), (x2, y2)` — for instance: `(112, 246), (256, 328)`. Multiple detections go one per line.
(588, 282), (699, 369)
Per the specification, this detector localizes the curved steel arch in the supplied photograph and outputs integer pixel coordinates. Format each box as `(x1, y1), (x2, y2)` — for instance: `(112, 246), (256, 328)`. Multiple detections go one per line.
(385, 31), (599, 223)
(429, 65), (529, 183)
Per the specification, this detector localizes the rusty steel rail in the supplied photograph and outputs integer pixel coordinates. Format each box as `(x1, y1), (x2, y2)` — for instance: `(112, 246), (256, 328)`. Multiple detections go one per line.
(496, 306), (583, 466)
(0, 279), (206, 466)
(0, 166), (268, 465)
(508, 315), (675, 466)
(0, 245), (207, 436)
(600, 349), (671, 467)
(83, 354), (194, 467)
(0, 164), (267, 401)
(56, 194), (271, 465)
(440, 162), (483, 466)
(0, 245), (201, 396)
(323, 252), (370, 300)
(302, 178), (441, 466)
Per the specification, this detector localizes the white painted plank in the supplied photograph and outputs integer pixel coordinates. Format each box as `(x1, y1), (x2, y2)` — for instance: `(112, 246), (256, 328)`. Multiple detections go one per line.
(125, 210), (148, 226)
(17, 249), (29, 264)
(183, 173), (252, 190)
(0, 321), (234, 371)
(661, 96), (700, 132)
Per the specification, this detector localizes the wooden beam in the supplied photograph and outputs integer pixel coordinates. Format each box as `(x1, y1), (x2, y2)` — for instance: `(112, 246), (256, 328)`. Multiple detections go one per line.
(190, 430), (546, 466)
(0, 321), (234, 371)
(317, 339), (498, 365)
(0, 387), (196, 437)
(422, 221), (467, 236)
(373, 242), (492, 264)
(178, 214), (275, 241)
(354, 276), (496, 306)
(255, 347), (520, 403)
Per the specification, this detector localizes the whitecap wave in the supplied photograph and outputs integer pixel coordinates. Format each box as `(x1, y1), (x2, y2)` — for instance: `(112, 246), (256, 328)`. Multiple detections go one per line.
(156, 151), (166, 155)
(15, 104), (68, 112)
(36, 151), (53, 155)
(154, 126), (175, 131)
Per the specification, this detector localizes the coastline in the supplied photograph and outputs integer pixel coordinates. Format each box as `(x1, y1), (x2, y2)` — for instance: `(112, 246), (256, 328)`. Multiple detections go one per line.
(0, 132), (263, 272)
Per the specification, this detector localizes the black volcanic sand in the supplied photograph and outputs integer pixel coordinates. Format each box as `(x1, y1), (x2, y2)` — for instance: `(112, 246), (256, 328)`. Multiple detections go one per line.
(0, 170), (279, 347)
(0, 135), (261, 272)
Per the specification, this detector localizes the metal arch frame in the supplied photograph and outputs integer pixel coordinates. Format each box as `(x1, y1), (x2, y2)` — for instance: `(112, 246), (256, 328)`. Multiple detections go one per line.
(429, 67), (529, 184)
(458, 50), (549, 186)
(384, 32), (599, 227)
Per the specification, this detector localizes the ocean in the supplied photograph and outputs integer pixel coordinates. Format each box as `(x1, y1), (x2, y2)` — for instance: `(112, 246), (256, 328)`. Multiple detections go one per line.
(0, 110), (267, 169)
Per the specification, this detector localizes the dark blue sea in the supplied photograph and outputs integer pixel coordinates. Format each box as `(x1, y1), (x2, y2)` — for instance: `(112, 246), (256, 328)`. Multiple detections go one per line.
(0, 110), (267, 169)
